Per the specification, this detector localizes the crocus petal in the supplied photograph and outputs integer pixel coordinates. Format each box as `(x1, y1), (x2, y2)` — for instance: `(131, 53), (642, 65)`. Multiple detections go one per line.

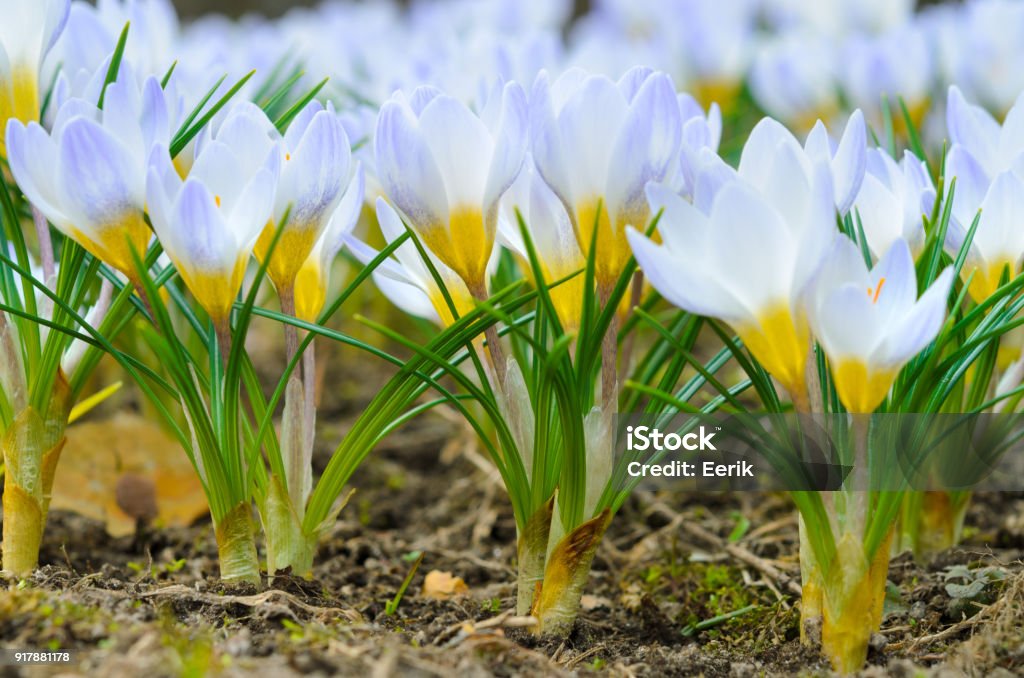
(627, 227), (747, 322)
(707, 180), (794, 311)
(870, 238), (917, 328)
(529, 72), (575, 215)
(876, 268), (953, 366)
(830, 110), (867, 214)
(975, 170), (1024, 263)
(168, 179), (235, 273)
(947, 85), (1000, 173)
(854, 173), (902, 258)
(945, 144), (991, 234)
(604, 72), (681, 230)
(482, 81), (528, 226)
(815, 282), (878, 359)
(281, 110), (351, 226)
(55, 117), (142, 228)
(4, 120), (69, 227)
(417, 94), (492, 208)
(374, 98), (449, 232)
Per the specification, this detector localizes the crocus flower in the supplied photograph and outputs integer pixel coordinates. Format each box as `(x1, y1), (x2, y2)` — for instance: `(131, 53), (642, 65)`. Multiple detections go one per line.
(498, 162), (584, 330)
(748, 36), (839, 132)
(253, 101), (356, 296)
(146, 102), (280, 324)
(852, 148), (935, 259)
(293, 164), (365, 323)
(5, 73), (169, 279)
(807, 237), (953, 413)
(346, 198), (475, 327)
(739, 113), (866, 216)
(374, 82), (527, 298)
(944, 86), (1024, 300)
(840, 25), (934, 130)
(674, 93), (722, 202)
(628, 154), (836, 399)
(530, 66), (681, 293)
(0, 0), (69, 153)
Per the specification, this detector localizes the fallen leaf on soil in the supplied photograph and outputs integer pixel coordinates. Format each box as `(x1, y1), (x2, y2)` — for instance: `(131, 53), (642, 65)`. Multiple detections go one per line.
(50, 413), (208, 537)
(581, 594), (613, 611)
(422, 570), (469, 599)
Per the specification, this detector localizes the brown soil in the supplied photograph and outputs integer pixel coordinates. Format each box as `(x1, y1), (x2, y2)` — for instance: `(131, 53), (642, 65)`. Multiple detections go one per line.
(1, 414), (1022, 677)
(3, 350), (1024, 677)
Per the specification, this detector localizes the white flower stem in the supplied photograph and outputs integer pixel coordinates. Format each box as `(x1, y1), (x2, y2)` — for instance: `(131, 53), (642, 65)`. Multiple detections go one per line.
(31, 205), (54, 285)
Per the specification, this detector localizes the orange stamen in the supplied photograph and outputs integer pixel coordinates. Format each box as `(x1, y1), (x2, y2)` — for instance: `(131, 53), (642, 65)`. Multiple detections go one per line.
(215, 195), (222, 208)
(869, 277), (886, 304)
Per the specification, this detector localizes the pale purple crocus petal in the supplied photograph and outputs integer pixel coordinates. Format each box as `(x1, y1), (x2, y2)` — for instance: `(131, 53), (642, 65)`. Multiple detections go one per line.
(605, 72), (681, 230)
(374, 98), (449, 231)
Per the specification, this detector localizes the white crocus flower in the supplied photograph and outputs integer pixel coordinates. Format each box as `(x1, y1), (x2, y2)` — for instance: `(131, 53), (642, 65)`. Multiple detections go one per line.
(853, 148), (935, 259)
(5, 72), (170, 279)
(628, 148), (837, 399)
(498, 161), (584, 330)
(944, 86), (1024, 300)
(293, 164), (365, 323)
(374, 82), (528, 298)
(673, 93), (722, 202)
(739, 113), (866, 216)
(530, 66), (682, 293)
(146, 102), (280, 324)
(345, 198), (476, 327)
(807, 237), (953, 413)
(254, 101), (356, 296)
(0, 0), (69, 153)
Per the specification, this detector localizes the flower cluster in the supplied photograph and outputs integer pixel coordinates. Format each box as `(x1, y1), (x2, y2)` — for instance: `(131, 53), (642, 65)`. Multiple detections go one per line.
(1, 1), (1022, 674)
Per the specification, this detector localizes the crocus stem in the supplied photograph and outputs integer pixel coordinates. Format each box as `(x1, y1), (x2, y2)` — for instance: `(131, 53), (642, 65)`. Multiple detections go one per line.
(599, 286), (618, 412)
(265, 286), (317, 576)
(30, 205), (54, 284)
(470, 284), (507, 386)
(617, 271), (643, 382)
(214, 501), (261, 585)
(0, 310), (27, 412)
(214, 319), (232, 367)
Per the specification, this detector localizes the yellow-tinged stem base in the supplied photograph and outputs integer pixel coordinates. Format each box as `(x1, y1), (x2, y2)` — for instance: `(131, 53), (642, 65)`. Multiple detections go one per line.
(530, 510), (611, 638)
(214, 503), (261, 586)
(516, 498), (554, 615)
(897, 491), (970, 563)
(819, 531), (894, 673)
(798, 515), (824, 644)
(2, 374), (72, 576)
(261, 475), (317, 579)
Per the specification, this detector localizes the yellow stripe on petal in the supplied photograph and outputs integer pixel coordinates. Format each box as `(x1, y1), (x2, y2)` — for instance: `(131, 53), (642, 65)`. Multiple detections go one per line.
(254, 219), (320, 292)
(427, 283), (476, 328)
(576, 198), (637, 293)
(964, 259), (1014, 302)
(736, 304), (810, 398)
(833, 359), (897, 414)
(418, 206), (491, 295)
(177, 257), (248, 324)
(294, 259), (326, 322)
(0, 65), (40, 155)
(70, 212), (152, 280)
